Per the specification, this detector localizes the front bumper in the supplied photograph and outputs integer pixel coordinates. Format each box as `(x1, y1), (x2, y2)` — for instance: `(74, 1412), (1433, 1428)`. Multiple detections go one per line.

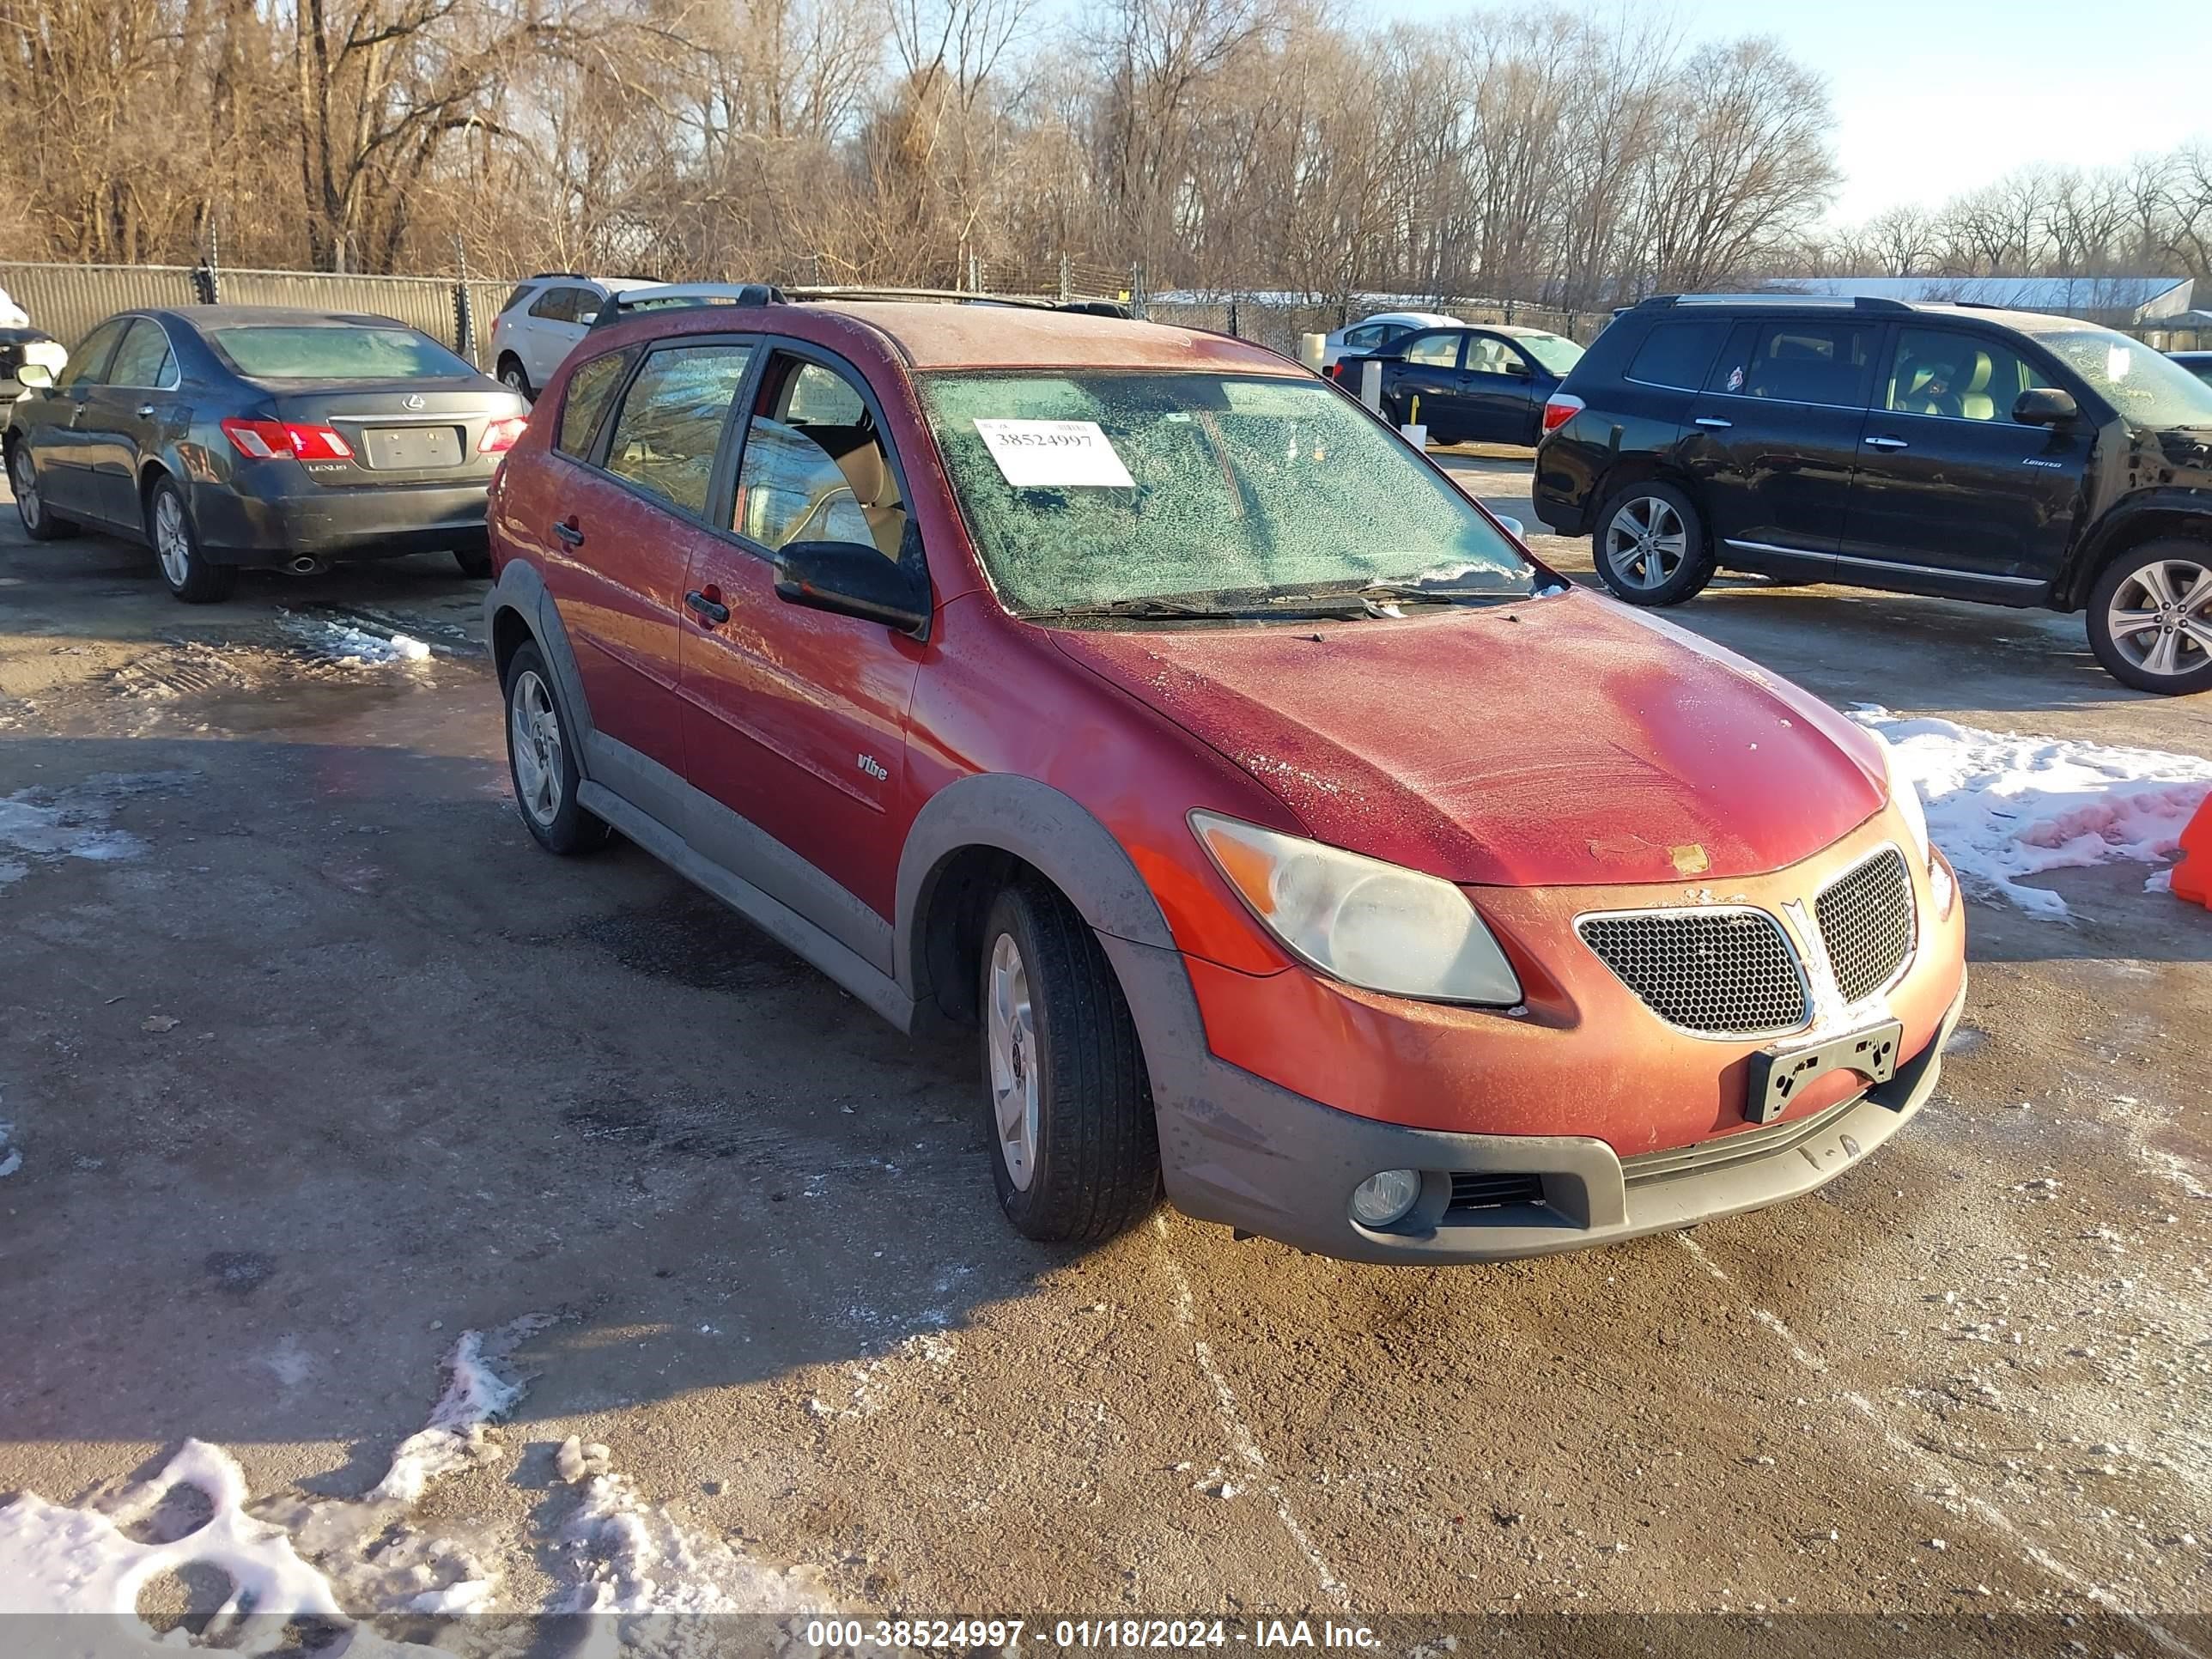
(1145, 973), (1964, 1264)
(193, 475), (490, 564)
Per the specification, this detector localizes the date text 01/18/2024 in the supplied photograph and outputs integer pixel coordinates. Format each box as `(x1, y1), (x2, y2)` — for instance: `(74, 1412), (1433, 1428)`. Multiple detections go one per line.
(800, 1621), (1382, 1650)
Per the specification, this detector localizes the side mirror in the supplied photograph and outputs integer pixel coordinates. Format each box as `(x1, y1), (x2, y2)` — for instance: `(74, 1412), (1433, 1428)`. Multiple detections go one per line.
(2014, 387), (2078, 426)
(577, 310), (599, 325)
(774, 539), (930, 635)
(1494, 515), (1526, 540)
(1505, 361), (1533, 380)
(15, 362), (52, 389)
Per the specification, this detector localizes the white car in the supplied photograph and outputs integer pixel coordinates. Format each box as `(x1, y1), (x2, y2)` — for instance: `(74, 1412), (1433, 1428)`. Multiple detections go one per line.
(1321, 310), (1464, 371)
(487, 274), (655, 398)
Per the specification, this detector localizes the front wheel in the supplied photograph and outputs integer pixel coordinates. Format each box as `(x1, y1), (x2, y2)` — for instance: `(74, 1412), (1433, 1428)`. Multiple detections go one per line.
(504, 643), (611, 854)
(1594, 482), (1714, 605)
(2087, 538), (2212, 695)
(453, 546), (494, 579)
(147, 478), (236, 603)
(977, 880), (1159, 1243)
(10, 443), (76, 541)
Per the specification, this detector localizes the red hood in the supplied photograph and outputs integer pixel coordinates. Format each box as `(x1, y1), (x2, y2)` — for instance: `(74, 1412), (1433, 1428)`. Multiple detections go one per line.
(1053, 589), (1887, 887)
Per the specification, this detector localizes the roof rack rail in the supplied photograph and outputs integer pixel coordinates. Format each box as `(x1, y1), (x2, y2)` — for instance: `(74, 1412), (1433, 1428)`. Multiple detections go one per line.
(527, 270), (589, 281)
(1644, 292), (1915, 313)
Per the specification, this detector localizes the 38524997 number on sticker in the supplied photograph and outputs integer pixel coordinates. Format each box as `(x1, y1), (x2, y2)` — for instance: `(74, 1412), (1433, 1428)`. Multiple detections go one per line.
(972, 419), (1136, 489)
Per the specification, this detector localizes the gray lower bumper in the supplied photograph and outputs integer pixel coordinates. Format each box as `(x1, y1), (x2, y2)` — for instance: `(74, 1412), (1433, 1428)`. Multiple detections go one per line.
(1105, 932), (1965, 1265)
(194, 477), (489, 563)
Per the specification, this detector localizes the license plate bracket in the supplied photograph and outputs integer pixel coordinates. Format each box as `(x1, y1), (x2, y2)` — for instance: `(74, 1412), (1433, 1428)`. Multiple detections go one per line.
(362, 425), (463, 470)
(1746, 1019), (1903, 1125)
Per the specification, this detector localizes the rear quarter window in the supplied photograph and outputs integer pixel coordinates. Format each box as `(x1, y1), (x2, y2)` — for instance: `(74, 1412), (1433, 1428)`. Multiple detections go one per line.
(557, 349), (633, 457)
(1624, 320), (1729, 391)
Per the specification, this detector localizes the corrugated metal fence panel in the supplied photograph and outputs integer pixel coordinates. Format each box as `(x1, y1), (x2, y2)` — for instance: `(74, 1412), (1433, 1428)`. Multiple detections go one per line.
(0, 262), (201, 349)
(215, 270), (461, 347)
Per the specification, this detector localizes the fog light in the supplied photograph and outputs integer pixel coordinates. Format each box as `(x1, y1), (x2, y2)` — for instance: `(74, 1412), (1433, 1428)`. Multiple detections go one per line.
(1349, 1168), (1422, 1229)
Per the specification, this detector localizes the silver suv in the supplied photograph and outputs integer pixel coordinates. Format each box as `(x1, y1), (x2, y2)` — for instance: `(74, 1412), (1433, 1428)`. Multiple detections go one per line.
(487, 274), (653, 399)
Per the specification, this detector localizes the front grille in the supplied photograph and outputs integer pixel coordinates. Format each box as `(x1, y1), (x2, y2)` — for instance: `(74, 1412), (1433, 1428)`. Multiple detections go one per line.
(1448, 1171), (1545, 1212)
(1620, 1096), (1859, 1186)
(1577, 908), (1808, 1036)
(1816, 847), (1916, 1005)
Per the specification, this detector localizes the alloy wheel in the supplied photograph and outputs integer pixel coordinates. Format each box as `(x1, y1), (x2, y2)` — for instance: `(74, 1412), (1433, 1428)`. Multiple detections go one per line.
(153, 490), (191, 588)
(508, 670), (564, 825)
(1604, 495), (1688, 590)
(2106, 556), (2212, 682)
(11, 448), (40, 530)
(985, 932), (1039, 1192)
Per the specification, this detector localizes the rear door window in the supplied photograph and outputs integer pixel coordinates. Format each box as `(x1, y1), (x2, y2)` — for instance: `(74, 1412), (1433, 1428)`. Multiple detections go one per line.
(1626, 319), (1730, 390)
(558, 349), (633, 457)
(600, 342), (754, 517)
(528, 287), (580, 323)
(1341, 325), (1382, 351)
(105, 319), (175, 389)
(1402, 332), (1462, 368)
(1709, 320), (1879, 408)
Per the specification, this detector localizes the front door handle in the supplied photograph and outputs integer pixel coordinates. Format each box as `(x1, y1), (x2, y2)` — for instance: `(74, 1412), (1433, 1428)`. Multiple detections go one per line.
(137, 404), (156, 418)
(685, 589), (729, 625)
(552, 519), (585, 546)
(1694, 416), (1732, 428)
(1864, 434), (1910, 451)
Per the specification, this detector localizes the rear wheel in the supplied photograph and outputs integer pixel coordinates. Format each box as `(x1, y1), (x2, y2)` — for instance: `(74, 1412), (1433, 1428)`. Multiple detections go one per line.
(504, 642), (610, 854)
(9, 443), (76, 541)
(1594, 482), (1714, 605)
(496, 356), (533, 400)
(977, 880), (1159, 1243)
(453, 546), (494, 579)
(2087, 538), (2212, 695)
(146, 478), (235, 603)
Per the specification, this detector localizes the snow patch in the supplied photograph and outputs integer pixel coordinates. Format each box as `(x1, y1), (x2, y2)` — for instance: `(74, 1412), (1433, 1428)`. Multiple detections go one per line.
(557, 1468), (827, 1619)
(279, 613), (434, 665)
(1850, 706), (2212, 918)
(0, 772), (172, 886)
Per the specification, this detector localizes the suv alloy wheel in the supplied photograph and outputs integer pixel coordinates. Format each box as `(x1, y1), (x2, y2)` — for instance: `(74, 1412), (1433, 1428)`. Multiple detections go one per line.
(2087, 538), (2212, 695)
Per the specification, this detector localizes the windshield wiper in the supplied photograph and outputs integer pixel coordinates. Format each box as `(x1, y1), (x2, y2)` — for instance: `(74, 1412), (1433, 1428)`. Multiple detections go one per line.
(1357, 579), (1525, 605)
(1022, 593), (1369, 623)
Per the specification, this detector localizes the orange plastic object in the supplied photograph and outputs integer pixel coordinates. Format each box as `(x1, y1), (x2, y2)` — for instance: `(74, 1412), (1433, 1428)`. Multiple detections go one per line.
(2175, 793), (2212, 907)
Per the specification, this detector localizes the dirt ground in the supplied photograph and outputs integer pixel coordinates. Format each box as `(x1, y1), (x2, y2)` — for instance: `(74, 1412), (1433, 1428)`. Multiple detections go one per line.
(2, 461), (2209, 1648)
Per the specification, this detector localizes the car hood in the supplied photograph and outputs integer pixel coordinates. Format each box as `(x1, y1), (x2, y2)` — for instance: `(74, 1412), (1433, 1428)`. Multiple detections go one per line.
(1051, 588), (1888, 887)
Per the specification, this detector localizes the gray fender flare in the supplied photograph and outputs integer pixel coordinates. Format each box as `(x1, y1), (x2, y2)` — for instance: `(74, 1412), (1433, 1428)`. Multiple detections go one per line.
(483, 562), (598, 771)
(894, 773), (1182, 1010)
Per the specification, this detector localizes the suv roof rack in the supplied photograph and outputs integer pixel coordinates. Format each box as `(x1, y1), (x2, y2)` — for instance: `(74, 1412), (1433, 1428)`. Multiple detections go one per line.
(586, 281), (1135, 328)
(527, 271), (590, 281)
(1637, 292), (1915, 314)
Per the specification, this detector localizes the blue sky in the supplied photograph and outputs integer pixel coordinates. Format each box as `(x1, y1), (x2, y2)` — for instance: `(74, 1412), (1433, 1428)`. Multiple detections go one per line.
(1365, 0), (2207, 224)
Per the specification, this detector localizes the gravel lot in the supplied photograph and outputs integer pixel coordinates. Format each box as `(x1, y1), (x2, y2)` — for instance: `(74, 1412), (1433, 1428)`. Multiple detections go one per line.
(2, 459), (2209, 1648)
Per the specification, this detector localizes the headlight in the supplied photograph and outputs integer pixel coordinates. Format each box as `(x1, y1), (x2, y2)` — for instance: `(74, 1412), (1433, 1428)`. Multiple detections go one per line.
(1189, 811), (1522, 1005)
(1875, 736), (1934, 869)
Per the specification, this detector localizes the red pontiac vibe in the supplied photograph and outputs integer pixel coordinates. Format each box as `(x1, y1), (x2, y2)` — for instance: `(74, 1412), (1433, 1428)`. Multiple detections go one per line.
(483, 296), (1968, 1263)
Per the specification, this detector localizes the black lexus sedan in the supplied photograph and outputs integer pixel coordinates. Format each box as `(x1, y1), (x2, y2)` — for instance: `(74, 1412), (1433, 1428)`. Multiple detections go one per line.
(3, 307), (526, 601)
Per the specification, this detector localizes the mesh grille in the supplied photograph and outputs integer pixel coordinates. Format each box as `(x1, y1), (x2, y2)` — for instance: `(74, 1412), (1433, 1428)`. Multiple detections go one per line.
(1577, 909), (1808, 1035)
(1816, 848), (1916, 1005)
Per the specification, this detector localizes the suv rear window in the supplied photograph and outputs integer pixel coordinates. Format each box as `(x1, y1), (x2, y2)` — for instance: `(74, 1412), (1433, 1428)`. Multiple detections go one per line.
(1709, 321), (1877, 408)
(1626, 320), (1729, 390)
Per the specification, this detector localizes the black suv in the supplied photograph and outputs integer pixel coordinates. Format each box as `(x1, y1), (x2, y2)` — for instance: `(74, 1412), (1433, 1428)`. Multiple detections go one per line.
(1532, 294), (2212, 694)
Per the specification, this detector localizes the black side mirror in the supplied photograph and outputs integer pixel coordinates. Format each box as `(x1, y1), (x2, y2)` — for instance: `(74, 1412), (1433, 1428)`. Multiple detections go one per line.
(2014, 387), (2078, 427)
(1505, 361), (1533, 380)
(775, 538), (931, 635)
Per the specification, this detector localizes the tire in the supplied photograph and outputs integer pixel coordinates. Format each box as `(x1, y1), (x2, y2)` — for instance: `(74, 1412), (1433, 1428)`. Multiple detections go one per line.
(453, 546), (494, 579)
(496, 356), (533, 401)
(9, 442), (77, 541)
(503, 642), (611, 854)
(1593, 480), (1715, 605)
(146, 477), (236, 603)
(2087, 537), (2212, 696)
(976, 879), (1159, 1243)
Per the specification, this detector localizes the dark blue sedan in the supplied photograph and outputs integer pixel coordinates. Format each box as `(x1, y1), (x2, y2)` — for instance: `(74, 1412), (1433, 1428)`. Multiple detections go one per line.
(1332, 325), (1584, 447)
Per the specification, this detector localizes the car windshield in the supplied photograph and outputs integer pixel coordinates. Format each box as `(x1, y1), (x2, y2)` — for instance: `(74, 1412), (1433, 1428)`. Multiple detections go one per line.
(919, 370), (1536, 617)
(2035, 326), (2212, 428)
(1514, 332), (1584, 375)
(208, 325), (473, 381)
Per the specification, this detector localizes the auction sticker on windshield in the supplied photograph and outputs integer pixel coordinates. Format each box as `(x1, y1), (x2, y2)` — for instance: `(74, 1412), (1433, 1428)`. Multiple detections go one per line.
(973, 419), (1136, 488)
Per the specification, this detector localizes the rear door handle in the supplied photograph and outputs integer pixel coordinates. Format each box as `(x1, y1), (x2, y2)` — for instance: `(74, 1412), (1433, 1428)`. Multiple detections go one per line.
(137, 404), (155, 418)
(1694, 416), (1732, 428)
(1864, 434), (1909, 451)
(552, 520), (585, 546)
(685, 589), (729, 624)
